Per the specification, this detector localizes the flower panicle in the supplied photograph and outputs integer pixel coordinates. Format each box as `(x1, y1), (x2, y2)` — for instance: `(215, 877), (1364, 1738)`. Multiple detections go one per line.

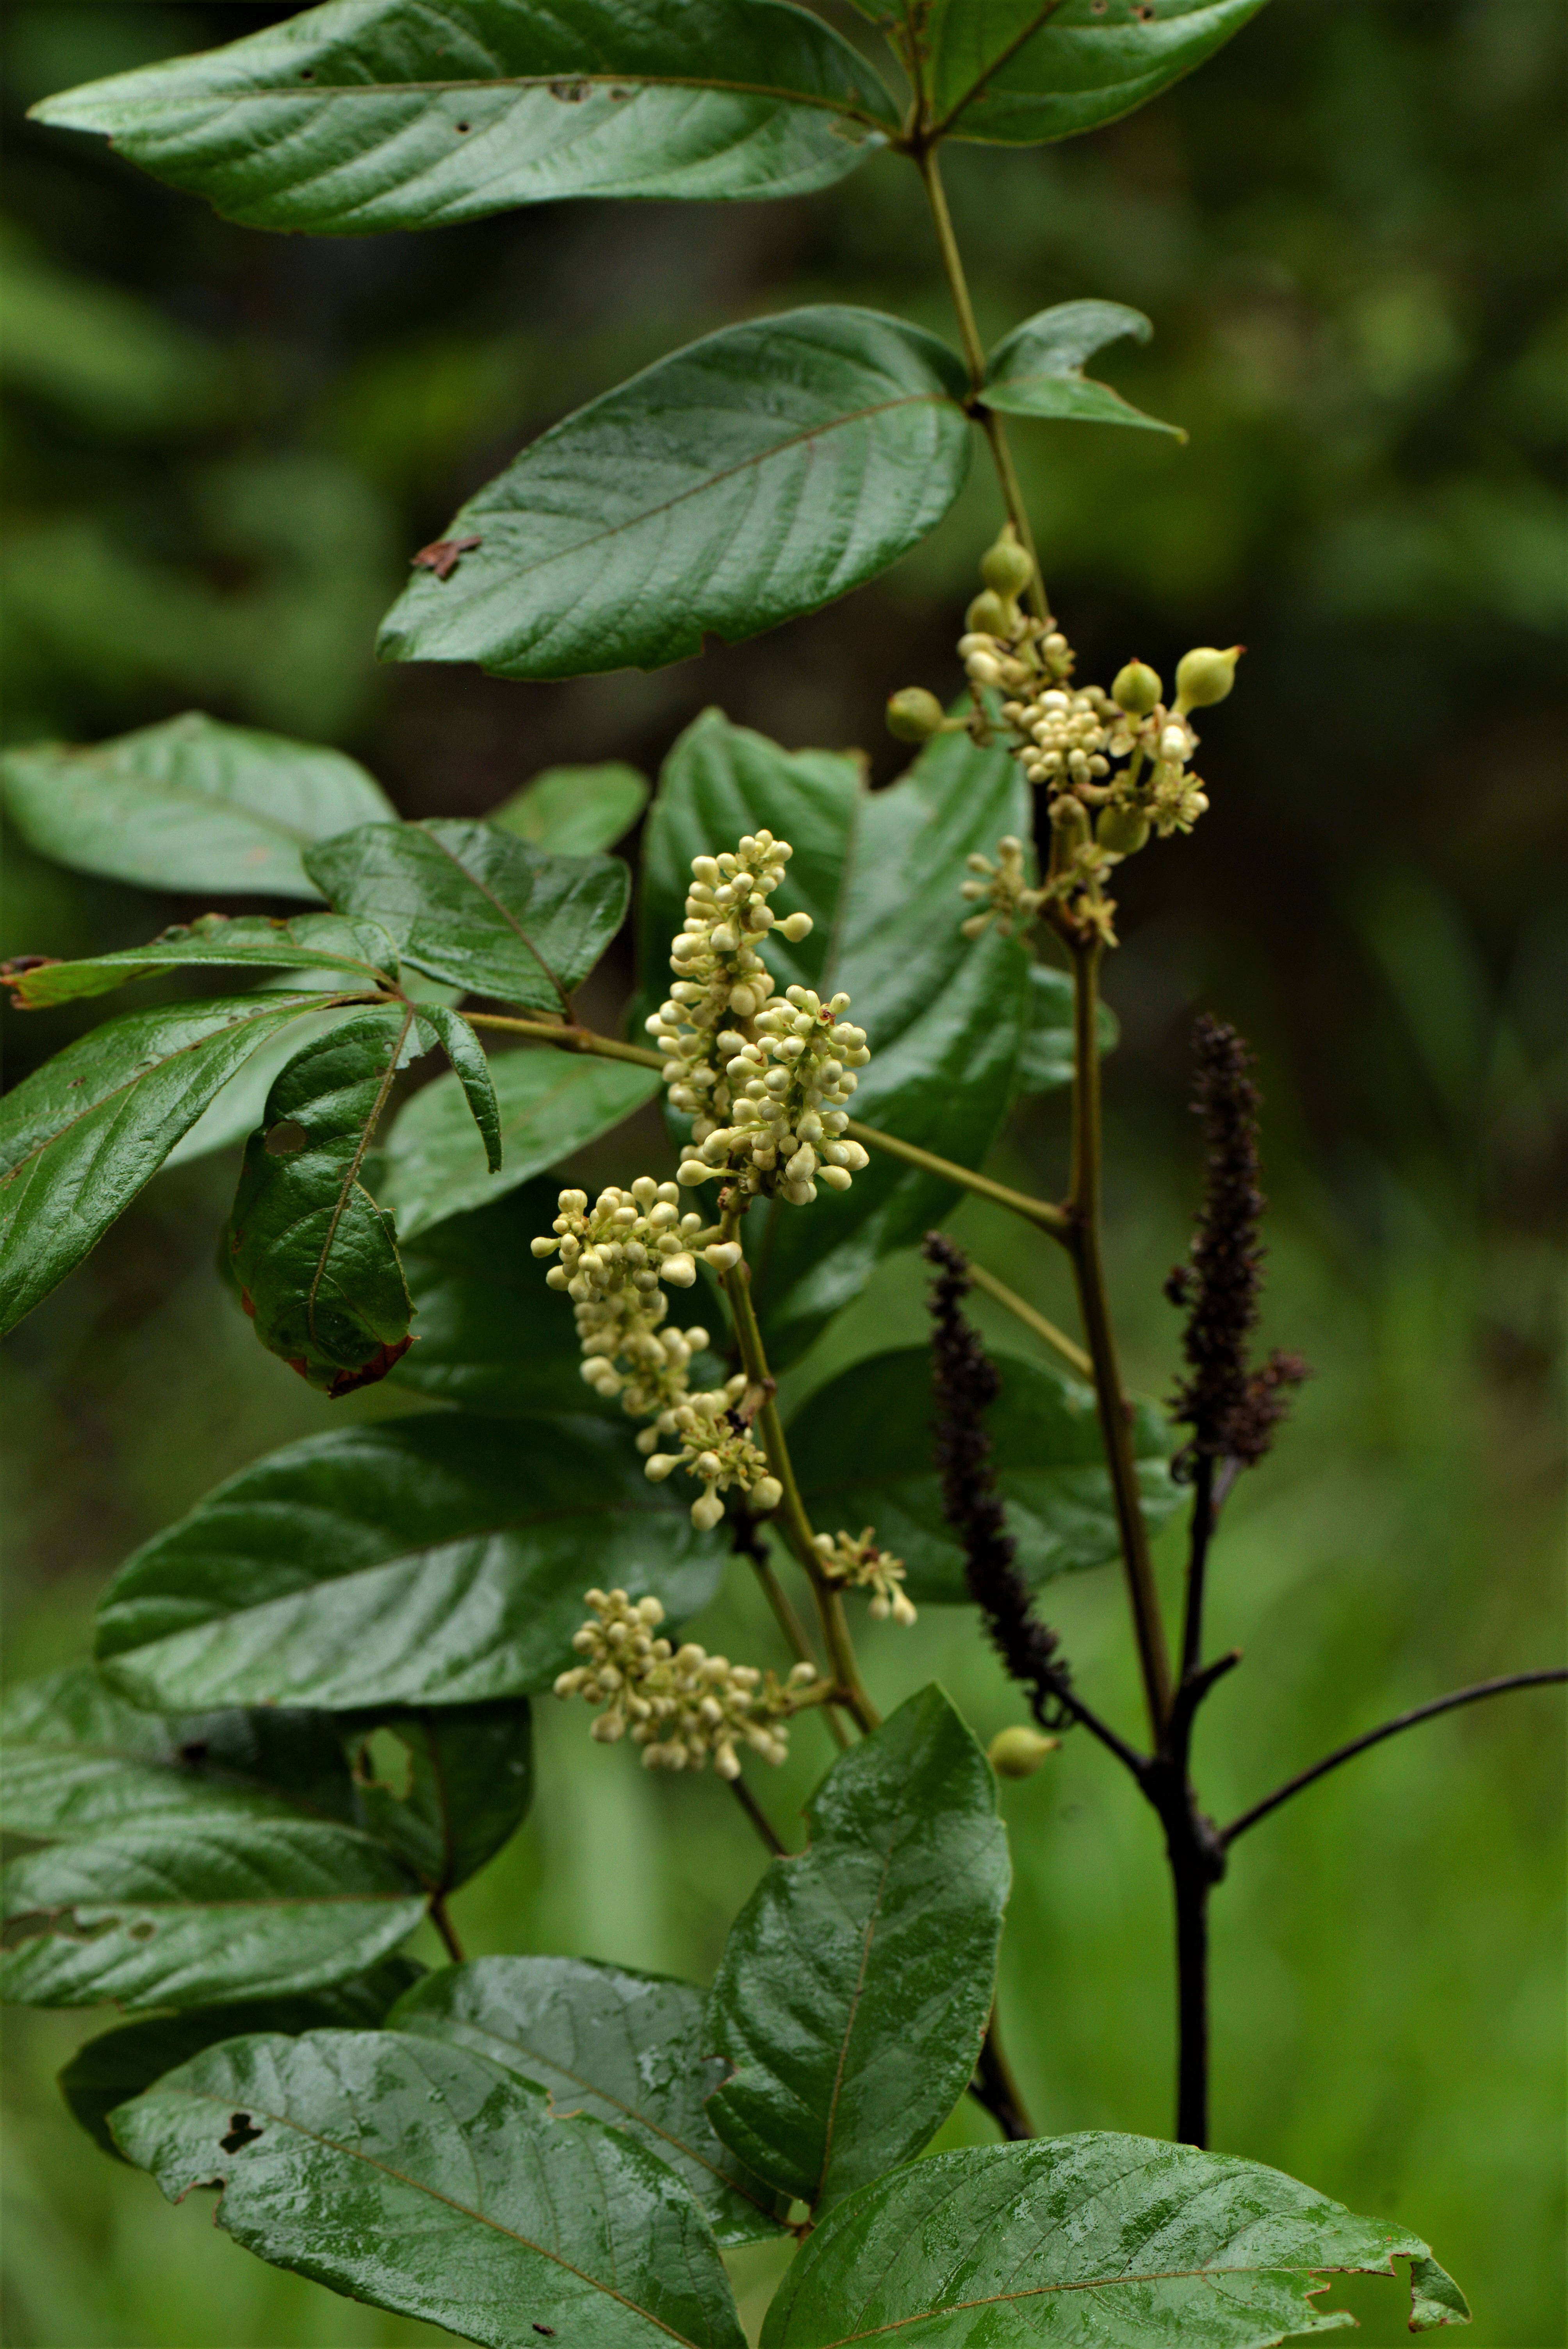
(813, 1526), (917, 1626)
(554, 1588), (818, 1775)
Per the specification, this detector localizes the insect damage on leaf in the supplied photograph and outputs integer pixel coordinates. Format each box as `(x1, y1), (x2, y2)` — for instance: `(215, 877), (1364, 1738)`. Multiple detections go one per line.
(411, 535), (483, 582)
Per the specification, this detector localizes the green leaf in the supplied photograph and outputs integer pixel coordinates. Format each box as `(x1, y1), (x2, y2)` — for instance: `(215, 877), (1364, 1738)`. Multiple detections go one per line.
(115, 2030), (747, 2347)
(1015, 958), (1117, 1094)
(983, 298), (1184, 436)
(490, 762), (650, 855)
(2, 910), (399, 1011)
(415, 1003), (503, 1173)
(305, 820), (629, 1012)
(377, 309), (971, 682)
(341, 1703), (533, 1893)
(393, 1955), (789, 2247)
(0, 1666), (356, 1841)
(760, 2133), (1469, 2345)
(0, 713), (394, 900)
(0, 994), (337, 1336)
(381, 1049), (659, 1240)
(638, 711), (1032, 1365)
(0, 1820), (426, 2012)
(791, 1347), (1177, 1600)
(707, 1686), (1009, 2213)
(392, 1187), (596, 1415)
(94, 1413), (722, 1713)
(32, 0), (897, 231)
(927, 0), (1274, 147)
(226, 1007), (420, 1395)
(58, 1960), (422, 2160)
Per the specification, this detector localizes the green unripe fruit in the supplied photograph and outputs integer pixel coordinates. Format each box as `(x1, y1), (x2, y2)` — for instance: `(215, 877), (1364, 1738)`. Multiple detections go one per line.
(1097, 804), (1151, 856)
(980, 529), (1035, 601)
(885, 687), (946, 744)
(1111, 658), (1163, 716)
(988, 1725), (1060, 1779)
(966, 589), (1016, 638)
(1174, 643), (1244, 711)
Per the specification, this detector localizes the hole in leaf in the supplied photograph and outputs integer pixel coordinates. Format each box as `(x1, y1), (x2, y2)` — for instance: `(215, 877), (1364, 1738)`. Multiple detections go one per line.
(264, 1119), (308, 1156)
(220, 2113), (263, 2153)
(353, 1725), (416, 1801)
(455, 120), (470, 132)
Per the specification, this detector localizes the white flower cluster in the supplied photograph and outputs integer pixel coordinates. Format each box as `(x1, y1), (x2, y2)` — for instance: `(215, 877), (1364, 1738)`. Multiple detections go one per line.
(677, 986), (871, 1207)
(1100, 697), (1209, 840)
(813, 1527), (917, 1626)
(553, 1588), (818, 1775)
(644, 1377), (782, 1532)
(530, 1179), (725, 1301)
(959, 835), (1046, 943)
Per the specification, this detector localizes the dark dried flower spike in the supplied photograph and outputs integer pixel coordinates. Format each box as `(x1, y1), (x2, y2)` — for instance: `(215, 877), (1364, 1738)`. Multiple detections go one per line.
(923, 1232), (1074, 1732)
(1167, 1016), (1307, 1476)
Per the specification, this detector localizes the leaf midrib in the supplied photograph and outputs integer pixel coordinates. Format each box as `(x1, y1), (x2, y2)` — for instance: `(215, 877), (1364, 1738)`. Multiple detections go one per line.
(416, 829), (571, 1015)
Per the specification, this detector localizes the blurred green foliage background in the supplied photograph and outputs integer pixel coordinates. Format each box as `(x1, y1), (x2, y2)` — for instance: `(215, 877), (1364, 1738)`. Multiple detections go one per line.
(2, 2), (1563, 2343)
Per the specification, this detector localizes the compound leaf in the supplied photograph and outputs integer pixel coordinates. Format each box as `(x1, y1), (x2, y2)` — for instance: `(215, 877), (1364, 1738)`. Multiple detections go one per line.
(790, 1347), (1178, 1600)
(93, 1413), (722, 1714)
(928, 0), (1274, 148)
(341, 1702), (533, 1893)
(393, 1955), (788, 2247)
(491, 762), (649, 855)
(377, 309), (971, 682)
(0, 994), (339, 1337)
(0, 911), (399, 1011)
(381, 1049), (659, 1240)
(306, 820), (629, 1011)
(0, 713), (393, 899)
(984, 298), (1184, 436)
(115, 2030), (746, 2346)
(638, 711), (1031, 1365)
(761, 2133), (1469, 2345)
(707, 1685), (1008, 2213)
(32, 0), (896, 230)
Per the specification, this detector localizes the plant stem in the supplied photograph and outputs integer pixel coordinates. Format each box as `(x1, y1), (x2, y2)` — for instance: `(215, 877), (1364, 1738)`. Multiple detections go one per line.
(970, 2007), (1033, 2140)
(843, 1118), (1071, 1240)
(720, 1246), (880, 1734)
(461, 1009), (661, 1070)
(963, 1259), (1093, 1379)
(729, 1773), (787, 1857)
(429, 1894), (465, 1965)
(910, 141), (1049, 622)
(1221, 1668), (1568, 1847)
(1171, 1862), (1211, 2146)
(1064, 939), (1173, 1741)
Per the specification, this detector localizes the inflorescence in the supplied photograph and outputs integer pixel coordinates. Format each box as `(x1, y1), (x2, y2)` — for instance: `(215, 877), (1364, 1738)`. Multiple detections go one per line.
(554, 1590), (820, 1775)
(813, 1527), (916, 1625)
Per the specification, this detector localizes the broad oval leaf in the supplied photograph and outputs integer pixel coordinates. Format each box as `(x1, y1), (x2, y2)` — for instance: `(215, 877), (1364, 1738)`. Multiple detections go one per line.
(393, 1955), (788, 2247)
(342, 1702), (534, 1893)
(306, 819), (629, 1012)
(93, 1413), (722, 1713)
(226, 1006), (420, 1394)
(0, 1818), (426, 2012)
(927, 0), (1274, 147)
(0, 713), (394, 899)
(638, 710), (1031, 1365)
(984, 298), (1184, 436)
(761, 2133), (1469, 2345)
(57, 1958), (422, 2159)
(0, 993), (341, 1337)
(377, 309), (971, 682)
(1, 910), (399, 1011)
(381, 1048), (659, 1240)
(707, 1685), (1009, 2213)
(491, 761), (649, 855)
(32, 0), (897, 230)
(1016, 957), (1117, 1095)
(789, 1347), (1178, 1601)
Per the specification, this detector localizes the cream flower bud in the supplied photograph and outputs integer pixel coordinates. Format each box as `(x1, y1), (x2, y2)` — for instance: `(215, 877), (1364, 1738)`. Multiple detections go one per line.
(691, 1492), (725, 1533)
(778, 912), (813, 943)
(703, 1241), (743, 1272)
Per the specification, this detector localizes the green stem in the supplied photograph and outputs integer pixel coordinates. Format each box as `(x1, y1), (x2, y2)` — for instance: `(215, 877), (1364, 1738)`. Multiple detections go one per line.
(731, 1514), (848, 1750)
(730, 1773), (787, 1857)
(963, 1259), (1093, 1380)
(429, 1894), (465, 1965)
(1065, 939), (1174, 1741)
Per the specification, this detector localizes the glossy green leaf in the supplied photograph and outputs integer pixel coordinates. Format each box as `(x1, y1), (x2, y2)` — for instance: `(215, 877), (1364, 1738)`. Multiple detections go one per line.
(1016, 958), (1117, 1094)
(392, 1187), (595, 1413)
(927, 0), (1274, 147)
(381, 1049), (659, 1240)
(791, 1347), (1177, 1600)
(0, 1819), (426, 2012)
(0, 713), (393, 899)
(377, 309), (971, 682)
(707, 1686), (1008, 2212)
(305, 820), (629, 1011)
(32, 0), (897, 230)
(226, 1007), (420, 1395)
(761, 2133), (1469, 2344)
(94, 1413), (722, 1713)
(984, 298), (1184, 436)
(415, 1003), (503, 1173)
(393, 1955), (788, 2246)
(342, 1703), (533, 1893)
(58, 1960), (422, 2159)
(0, 994), (337, 1337)
(638, 711), (1032, 1365)
(116, 2030), (747, 2346)
(1, 911), (399, 1011)
(490, 762), (650, 854)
